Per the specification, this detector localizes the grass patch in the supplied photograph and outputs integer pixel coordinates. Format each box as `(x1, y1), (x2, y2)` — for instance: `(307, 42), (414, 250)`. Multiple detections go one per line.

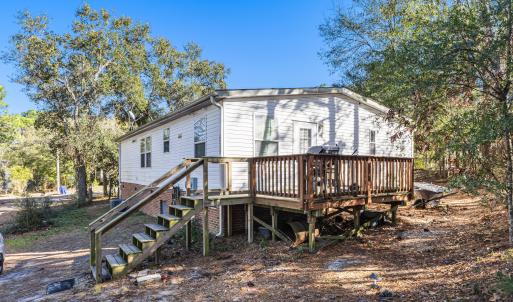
(5, 205), (98, 251)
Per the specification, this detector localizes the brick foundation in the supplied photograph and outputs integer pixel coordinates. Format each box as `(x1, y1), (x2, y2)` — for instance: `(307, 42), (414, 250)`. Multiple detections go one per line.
(120, 182), (304, 237)
(120, 182), (246, 235)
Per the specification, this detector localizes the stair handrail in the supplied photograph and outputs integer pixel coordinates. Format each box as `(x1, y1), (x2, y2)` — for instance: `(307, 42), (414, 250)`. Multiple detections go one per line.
(89, 158), (197, 231)
(91, 158), (204, 281)
(95, 159), (204, 235)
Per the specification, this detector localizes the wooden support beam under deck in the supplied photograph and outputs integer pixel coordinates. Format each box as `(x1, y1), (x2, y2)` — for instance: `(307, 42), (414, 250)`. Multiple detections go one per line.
(185, 221), (192, 250)
(271, 207), (278, 241)
(308, 212), (316, 253)
(226, 205), (232, 237)
(391, 203), (399, 225)
(202, 161), (209, 256)
(247, 203), (254, 243)
(353, 205), (363, 229)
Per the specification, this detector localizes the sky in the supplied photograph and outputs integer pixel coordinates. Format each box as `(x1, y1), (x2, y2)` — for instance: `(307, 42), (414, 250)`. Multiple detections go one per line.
(0, 0), (346, 114)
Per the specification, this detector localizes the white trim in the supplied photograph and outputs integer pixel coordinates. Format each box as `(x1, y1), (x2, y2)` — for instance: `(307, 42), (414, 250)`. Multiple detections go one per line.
(216, 87), (390, 115)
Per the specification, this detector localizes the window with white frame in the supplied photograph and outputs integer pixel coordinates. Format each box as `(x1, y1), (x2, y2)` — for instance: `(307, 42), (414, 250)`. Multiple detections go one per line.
(369, 130), (376, 155)
(254, 115), (278, 156)
(299, 128), (312, 154)
(140, 136), (152, 167)
(194, 117), (207, 157)
(163, 128), (170, 153)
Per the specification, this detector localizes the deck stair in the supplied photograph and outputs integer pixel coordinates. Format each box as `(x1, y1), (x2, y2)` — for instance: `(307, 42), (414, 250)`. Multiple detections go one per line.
(89, 158), (206, 282)
(103, 198), (202, 279)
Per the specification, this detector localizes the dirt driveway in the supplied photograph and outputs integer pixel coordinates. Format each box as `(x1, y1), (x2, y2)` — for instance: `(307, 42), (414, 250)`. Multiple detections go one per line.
(2, 194), (512, 301)
(0, 203), (153, 301)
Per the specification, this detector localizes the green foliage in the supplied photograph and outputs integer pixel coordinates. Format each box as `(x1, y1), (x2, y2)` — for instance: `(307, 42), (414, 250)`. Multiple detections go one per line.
(11, 197), (52, 233)
(0, 110), (72, 193)
(321, 0), (513, 199)
(497, 271), (513, 295)
(5, 4), (227, 203)
(8, 166), (32, 193)
(0, 85), (6, 112)
(4, 204), (92, 250)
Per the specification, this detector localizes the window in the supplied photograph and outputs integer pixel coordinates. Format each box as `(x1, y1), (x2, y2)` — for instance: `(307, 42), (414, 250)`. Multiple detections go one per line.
(140, 136), (152, 168)
(163, 128), (170, 153)
(194, 117), (207, 157)
(369, 130), (376, 155)
(254, 115), (278, 156)
(299, 128), (312, 154)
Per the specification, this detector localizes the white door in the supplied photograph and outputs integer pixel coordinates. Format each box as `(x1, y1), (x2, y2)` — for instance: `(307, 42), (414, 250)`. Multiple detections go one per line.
(293, 121), (317, 154)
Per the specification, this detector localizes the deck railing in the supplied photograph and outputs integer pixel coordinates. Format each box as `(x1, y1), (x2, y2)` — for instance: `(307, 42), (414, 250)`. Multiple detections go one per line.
(251, 154), (414, 209)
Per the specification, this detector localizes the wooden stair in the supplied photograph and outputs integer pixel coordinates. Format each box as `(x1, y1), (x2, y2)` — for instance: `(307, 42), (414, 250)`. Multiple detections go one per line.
(89, 158), (207, 282)
(102, 196), (202, 279)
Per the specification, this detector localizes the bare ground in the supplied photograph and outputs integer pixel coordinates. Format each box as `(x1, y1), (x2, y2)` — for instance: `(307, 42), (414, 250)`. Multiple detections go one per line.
(2, 193), (513, 301)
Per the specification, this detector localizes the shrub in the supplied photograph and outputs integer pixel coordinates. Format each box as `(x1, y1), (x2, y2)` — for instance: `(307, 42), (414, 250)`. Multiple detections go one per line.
(12, 197), (52, 233)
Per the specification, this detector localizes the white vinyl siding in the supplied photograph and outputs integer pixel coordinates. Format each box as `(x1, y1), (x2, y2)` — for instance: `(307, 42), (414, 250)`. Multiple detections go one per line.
(120, 105), (221, 188)
(223, 95), (412, 190)
(120, 93), (413, 193)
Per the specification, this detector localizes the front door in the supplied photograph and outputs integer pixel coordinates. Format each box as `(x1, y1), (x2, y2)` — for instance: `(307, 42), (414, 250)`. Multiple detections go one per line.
(293, 121), (317, 154)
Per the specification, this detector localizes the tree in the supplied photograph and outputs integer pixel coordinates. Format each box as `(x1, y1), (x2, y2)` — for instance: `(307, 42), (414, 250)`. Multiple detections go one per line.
(6, 5), (227, 205)
(0, 110), (70, 193)
(321, 0), (513, 242)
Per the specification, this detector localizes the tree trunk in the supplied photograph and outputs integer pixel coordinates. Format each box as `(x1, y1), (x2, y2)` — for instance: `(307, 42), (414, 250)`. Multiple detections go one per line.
(504, 129), (513, 244)
(102, 172), (108, 197)
(88, 171), (94, 203)
(108, 177), (113, 201)
(505, 0), (513, 245)
(76, 163), (88, 206)
(56, 151), (61, 193)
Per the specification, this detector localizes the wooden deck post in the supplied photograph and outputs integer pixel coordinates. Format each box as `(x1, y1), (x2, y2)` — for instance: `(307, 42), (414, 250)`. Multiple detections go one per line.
(247, 203), (254, 243)
(391, 203), (399, 226)
(247, 159), (255, 243)
(202, 159), (209, 256)
(185, 161), (192, 250)
(308, 212), (316, 253)
(202, 207), (209, 256)
(271, 206), (278, 241)
(226, 162), (232, 193)
(94, 232), (102, 281)
(353, 205), (363, 229)
(227, 205), (233, 237)
(185, 221), (192, 250)
(155, 247), (161, 264)
(90, 230), (95, 267)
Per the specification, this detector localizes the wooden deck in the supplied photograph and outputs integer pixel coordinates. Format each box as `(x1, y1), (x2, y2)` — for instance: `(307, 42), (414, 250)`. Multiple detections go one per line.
(207, 154), (414, 211)
(90, 154), (413, 282)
